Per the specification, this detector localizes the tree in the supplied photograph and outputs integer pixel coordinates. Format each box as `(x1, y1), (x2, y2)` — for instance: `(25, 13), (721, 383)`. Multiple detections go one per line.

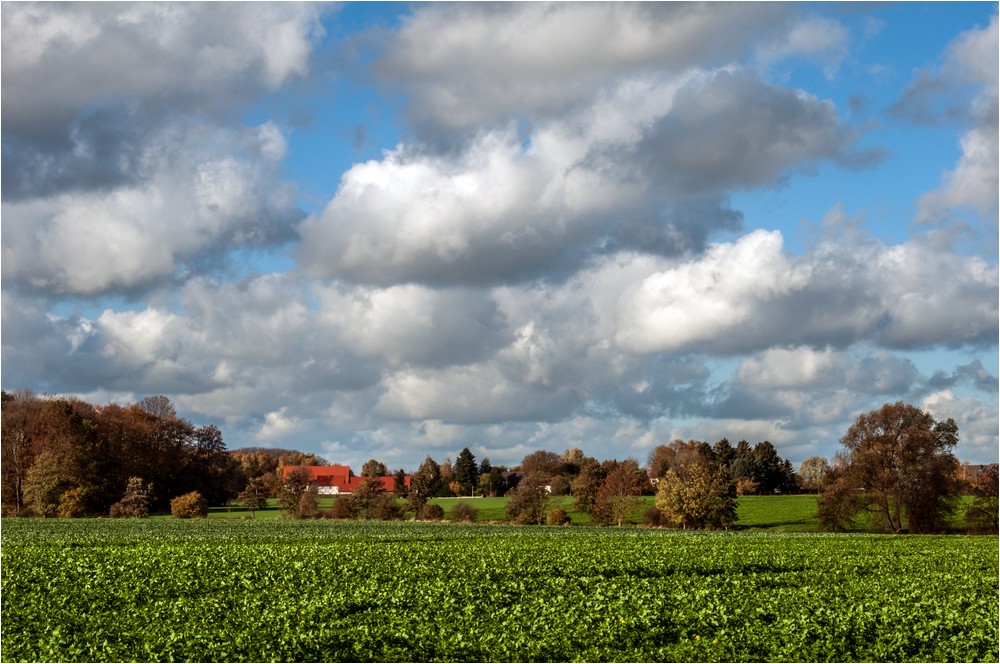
(109, 476), (154, 518)
(277, 468), (311, 518)
(655, 462), (737, 530)
(519, 450), (563, 481)
(798, 456), (831, 493)
(138, 395), (177, 419)
(571, 458), (606, 514)
(505, 475), (550, 525)
(818, 402), (961, 534)
(593, 459), (649, 526)
(392, 469), (408, 496)
(408, 457), (442, 514)
(23, 449), (74, 517)
(361, 459), (387, 478)
(965, 464), (999, 532)
(478, 467), (504, 497)
(453, 448), (479, 496)
(237, 477), (268, 518)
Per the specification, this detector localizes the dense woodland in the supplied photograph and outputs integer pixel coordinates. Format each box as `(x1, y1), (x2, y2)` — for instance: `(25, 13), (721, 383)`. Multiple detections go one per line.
(2, 392), (996, 532)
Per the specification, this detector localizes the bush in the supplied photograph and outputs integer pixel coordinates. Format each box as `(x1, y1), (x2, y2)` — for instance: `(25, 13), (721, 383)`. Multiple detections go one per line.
(642, 505), (663, 527)
(420, 504), (445, 521)
(170, 491), (208, 519)
(328, 496), (354, 519)
(546, 507), (571, 526)
(57, 487), (90, 518)
(450, 501), (478, 523)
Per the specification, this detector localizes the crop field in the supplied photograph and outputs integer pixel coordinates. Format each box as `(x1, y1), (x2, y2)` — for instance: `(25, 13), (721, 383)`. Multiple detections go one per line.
(2, 519), (996, 663)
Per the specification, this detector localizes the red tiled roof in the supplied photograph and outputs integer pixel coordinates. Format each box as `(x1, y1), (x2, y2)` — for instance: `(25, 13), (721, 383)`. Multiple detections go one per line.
(281, 465), (410, 493)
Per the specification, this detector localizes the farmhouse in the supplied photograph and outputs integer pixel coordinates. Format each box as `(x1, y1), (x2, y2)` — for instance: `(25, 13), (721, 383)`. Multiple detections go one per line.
(282, 465), (409, 496)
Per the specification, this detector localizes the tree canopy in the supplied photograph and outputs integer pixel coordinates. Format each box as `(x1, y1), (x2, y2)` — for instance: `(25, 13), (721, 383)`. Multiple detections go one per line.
(818, 402), (961, 533)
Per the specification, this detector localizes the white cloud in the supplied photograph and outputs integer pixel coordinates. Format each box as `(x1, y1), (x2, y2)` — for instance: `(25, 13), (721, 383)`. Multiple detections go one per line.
(615, 230), (808, 353)
(298, 68), (857, 286)
(2, 123), (298, 296)
(377, 2), (788, 131)
(923, 389), (999, 463)
(756, 15), (850, 79)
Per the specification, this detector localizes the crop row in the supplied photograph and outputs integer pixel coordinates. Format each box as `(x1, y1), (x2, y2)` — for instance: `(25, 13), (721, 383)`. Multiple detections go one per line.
(2, 519), (997, 662)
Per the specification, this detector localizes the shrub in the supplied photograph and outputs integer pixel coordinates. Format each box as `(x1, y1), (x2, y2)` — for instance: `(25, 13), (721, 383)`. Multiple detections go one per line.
(329, 496), (354, 519)
(296, 486), (319, 519)
(171, 491), (208, 519)
(546, 507), (571, 526)
(420, 504), (445, 521)
(372, 494), (405, 521)
(450, 501), (478, 523)
(57, 487), (90, 518)
(642, 505), (663, 527)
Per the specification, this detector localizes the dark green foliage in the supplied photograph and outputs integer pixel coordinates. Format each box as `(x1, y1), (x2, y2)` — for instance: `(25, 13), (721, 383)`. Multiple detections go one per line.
(453, 448), (479, 496)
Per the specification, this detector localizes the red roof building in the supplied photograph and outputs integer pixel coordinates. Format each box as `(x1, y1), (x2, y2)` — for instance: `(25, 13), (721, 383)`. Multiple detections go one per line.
(281, 465), (409, 495)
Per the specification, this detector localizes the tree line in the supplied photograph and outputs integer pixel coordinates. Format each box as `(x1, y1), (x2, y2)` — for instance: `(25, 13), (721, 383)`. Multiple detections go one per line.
(3, 391), (995, 532)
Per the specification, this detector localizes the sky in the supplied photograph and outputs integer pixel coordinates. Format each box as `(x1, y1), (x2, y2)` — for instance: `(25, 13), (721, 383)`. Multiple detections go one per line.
(2, 2), (998, 472)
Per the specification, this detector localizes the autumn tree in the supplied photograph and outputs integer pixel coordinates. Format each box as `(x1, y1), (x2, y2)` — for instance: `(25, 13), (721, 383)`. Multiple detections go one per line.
(798, 456), (831, 492)
(519, 450), (563, 481)
(361, 459), (387, 478)
(571, 457), (606, 514)
(237, 477), (268, 518)
(109, 477), (154, 518)
(655, 462), (737, 530)
(593, 459), (649, 526)
(277, 468), (312, 518)
(504, 475), (550, 525)
(818, 402), (961, 534)
(964, 464), (998, 532)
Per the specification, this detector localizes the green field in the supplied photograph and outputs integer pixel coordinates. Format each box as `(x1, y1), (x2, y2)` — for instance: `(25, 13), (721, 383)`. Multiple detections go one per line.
(2, 518), (996, 662)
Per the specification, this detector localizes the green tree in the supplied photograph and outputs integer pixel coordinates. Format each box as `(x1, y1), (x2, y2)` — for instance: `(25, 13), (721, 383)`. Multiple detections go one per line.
(818, 402), (960, 533)
(453, 447), (479, 496)
(408, 457), (442, 514)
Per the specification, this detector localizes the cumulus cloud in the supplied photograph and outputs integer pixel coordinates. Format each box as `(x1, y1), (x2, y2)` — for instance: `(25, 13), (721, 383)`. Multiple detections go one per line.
(298, 68), (865, 286)
(2, 122), (299, 297)
(376, 2), (789, 134)
(613, 224), (997, 355)
(892, 14), (999, 226)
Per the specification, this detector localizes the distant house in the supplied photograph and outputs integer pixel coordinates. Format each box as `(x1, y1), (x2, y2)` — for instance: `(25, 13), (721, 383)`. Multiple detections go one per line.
(281, 465), (410, 495)
(960, 463), (998, 484)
